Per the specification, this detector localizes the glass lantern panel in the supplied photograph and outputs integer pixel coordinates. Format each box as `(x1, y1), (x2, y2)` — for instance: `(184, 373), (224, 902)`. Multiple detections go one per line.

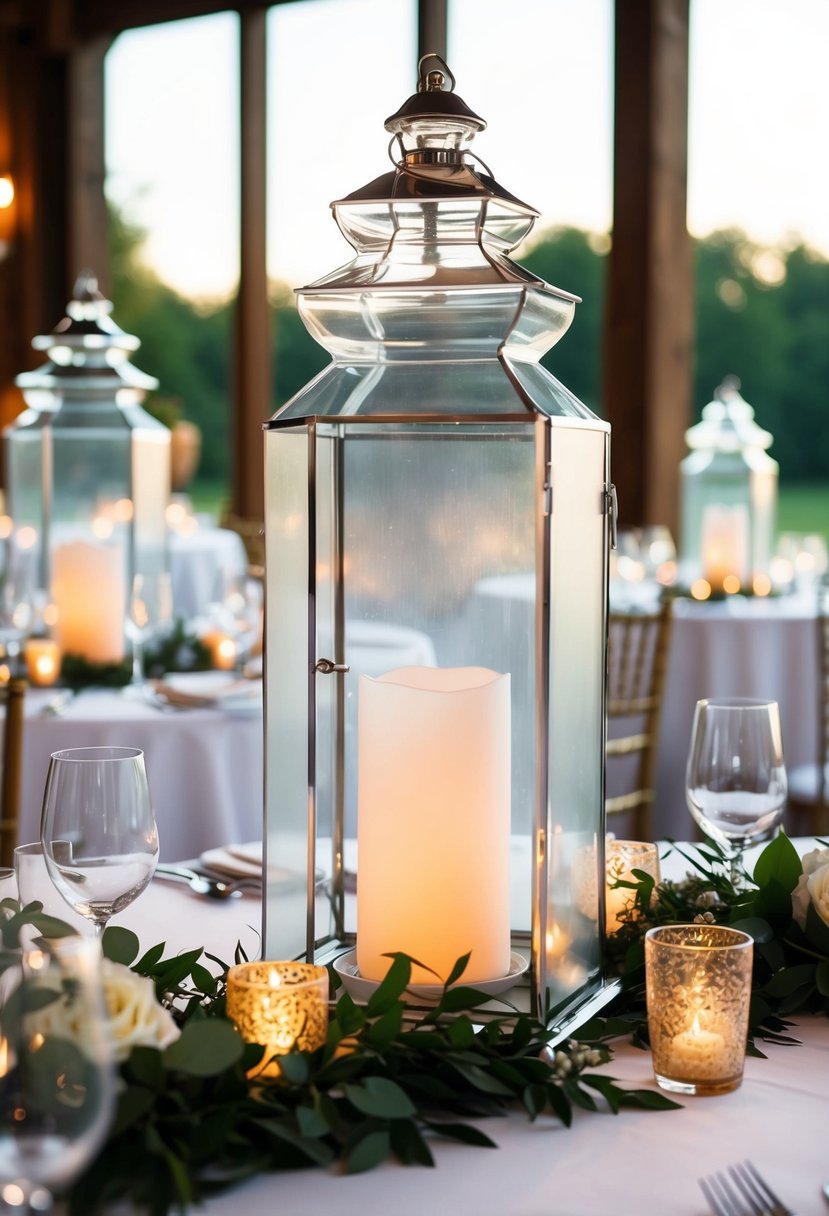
(541, 424), (608, 1014)
(310, 419), (537, 948)
(264, 425), (312, 961)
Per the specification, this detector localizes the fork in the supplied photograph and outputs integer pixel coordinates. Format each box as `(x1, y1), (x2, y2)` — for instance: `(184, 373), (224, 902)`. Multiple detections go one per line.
(699, 1160), (797, 1216)
(154, 864), (261, 901)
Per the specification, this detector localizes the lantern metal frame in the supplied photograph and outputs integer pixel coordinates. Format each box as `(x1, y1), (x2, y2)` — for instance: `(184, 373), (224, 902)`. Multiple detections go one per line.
(263, 56), (620, 1035)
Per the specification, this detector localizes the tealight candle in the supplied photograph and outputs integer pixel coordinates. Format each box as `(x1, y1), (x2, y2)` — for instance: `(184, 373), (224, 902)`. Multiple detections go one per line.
(202, 629), (237, 671)
(225, 961), (329, 1079)
(605, 840), (660, 934)
(645, 924), (753, 1096)
(23, 639), (62, 687)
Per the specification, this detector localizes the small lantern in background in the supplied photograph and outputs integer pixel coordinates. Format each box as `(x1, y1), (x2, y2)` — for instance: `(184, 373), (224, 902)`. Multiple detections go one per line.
(3, 273), (170, 665)
(263, 55), (614, 1028)
(679, 377), (778, 598)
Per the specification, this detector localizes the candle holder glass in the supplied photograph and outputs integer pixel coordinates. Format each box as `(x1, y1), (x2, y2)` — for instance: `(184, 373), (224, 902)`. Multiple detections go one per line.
(226, 961), (329, 1079)
(645, 924), (753, 1096)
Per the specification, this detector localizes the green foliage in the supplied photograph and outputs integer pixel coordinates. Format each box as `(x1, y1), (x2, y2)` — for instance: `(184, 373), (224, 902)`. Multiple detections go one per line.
(62, 943), (678, 1215)
(595, 833), (829, 1053)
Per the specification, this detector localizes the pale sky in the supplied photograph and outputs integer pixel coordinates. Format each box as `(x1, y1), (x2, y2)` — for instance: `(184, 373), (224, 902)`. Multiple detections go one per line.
(104, 0), (829, 303)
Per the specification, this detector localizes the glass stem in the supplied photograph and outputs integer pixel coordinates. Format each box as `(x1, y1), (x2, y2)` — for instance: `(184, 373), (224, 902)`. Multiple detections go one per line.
(132, 638), (145, 684)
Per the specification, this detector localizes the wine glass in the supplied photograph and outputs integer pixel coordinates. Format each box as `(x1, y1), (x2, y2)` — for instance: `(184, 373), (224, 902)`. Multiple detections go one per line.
(207, 571), (263, 672)
(40, 746), (159, 936)
(125, 571), (173, 692)
(685, 697), (787, 886)
(0, 935), (115, 1212)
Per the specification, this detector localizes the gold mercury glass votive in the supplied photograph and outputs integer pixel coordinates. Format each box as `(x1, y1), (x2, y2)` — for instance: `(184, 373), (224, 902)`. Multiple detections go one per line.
(225, 961), (329, 1078)
(645, 924), (753, 1096)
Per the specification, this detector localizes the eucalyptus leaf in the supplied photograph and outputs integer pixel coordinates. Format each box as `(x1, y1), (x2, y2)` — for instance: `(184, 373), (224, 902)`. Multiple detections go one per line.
(731, 916), (774, 944)
(423, 1120), (498, 1148)
(346, 1129), (391, 1174)
(164, 1019), (244, 1076)
(804, 902), (829, 956)
(390, 1119), (435, 1167)
(753, 831), (801, 893)
(102, 925), (140, 965)
(443, 952), (472, 989)
(343, 1077), (416, 1119)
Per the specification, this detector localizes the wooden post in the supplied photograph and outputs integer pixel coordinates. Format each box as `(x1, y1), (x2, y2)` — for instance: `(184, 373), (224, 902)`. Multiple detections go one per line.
(232, 5), (270, 522)
(603, 0), (693, 536)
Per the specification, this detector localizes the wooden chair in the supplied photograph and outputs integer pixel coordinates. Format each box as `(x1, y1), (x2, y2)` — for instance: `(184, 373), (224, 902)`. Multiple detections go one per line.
(786, 575), (829, 835)
(605, 600), (673, 840)
(0, 678), (26, 867)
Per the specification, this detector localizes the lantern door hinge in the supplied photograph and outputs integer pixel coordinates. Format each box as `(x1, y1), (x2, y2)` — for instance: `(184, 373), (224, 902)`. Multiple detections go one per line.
(604, 484), (618, 549)
(543, 463), (553, 516)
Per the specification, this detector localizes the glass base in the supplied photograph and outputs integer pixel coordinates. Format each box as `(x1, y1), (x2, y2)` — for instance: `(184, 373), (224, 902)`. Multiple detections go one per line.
(655, 1070), (743, 1097)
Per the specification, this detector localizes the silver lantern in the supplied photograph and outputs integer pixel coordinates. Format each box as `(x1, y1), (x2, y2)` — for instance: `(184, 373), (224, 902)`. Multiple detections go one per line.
(264, 56), (615, 1031)
(679, 376), (778, 597)
(4, 272), (169, 666)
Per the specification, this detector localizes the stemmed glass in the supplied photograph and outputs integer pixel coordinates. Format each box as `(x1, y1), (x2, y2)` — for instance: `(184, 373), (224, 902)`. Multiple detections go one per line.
(207, 571), (263, 672)
(125, 571), (173, 693)
(0, 935), (115, 1213)
(40, 746), (159, 936)
(685, 697), (788, 886)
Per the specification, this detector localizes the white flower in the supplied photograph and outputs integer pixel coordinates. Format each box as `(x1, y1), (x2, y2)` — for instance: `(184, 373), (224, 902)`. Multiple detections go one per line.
(792, 847), (829, 931)
(101, 960), (181, 1061)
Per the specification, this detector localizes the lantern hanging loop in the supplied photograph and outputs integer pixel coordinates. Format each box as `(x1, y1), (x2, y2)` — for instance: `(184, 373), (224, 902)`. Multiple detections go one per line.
(416, 52), (456, 94)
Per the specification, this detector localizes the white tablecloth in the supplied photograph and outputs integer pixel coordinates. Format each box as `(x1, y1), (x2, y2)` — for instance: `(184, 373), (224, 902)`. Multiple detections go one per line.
(654, 593), (819, 838)
(169, 526), (248, 619)
(467, 576), (820, 841)
(98, 838), (827, 1215)
(20, 687), (263, 862)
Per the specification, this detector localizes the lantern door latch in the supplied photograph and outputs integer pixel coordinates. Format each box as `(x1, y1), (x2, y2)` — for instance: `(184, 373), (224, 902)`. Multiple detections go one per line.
(315, 658), (351, 675)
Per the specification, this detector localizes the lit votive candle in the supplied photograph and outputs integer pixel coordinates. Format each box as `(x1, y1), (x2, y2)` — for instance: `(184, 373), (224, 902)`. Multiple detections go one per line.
(645, 924), (753, 1096)
(605, 840), (660, 934)
(225, 961), (329, 1079)
(202, 630), (237, 671)
(24, 639), (62, 687)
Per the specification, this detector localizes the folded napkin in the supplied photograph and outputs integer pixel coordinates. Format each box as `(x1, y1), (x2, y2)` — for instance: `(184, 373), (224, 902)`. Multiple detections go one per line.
(154, 672), (262, 711)
(200, 842), (262, 879)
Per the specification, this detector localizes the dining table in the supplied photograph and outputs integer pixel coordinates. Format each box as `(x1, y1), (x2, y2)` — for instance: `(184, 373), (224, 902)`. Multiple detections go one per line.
(3, 837), (822, 1213)
(19, 683), (264, 862)
(83, 835), (826, 1216)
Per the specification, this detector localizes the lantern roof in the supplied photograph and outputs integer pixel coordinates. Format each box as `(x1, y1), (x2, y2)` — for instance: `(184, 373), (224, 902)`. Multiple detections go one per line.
(684, 377), (773, 454)
(15, 271), (158, 395)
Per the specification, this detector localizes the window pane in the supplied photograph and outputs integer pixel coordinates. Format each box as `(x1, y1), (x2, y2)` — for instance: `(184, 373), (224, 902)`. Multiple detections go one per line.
(448, 0), (613, 412)
(688, 0), (829, 494)
(267, 0), (417, 291)
(105, 14), (239, 502)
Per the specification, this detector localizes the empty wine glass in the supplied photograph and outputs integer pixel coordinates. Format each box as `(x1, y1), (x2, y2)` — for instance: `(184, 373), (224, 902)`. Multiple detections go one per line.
(40, 746), (159, 936)
(0, 935), (115, 1212)
(685, 697), (787, 886)
(125, 571), (173, 692)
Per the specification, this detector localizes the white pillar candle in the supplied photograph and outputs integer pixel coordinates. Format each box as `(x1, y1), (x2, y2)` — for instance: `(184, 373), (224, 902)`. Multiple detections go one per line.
(52, 541), (126, 663)
(667, 1013), (729, 1080)
(357, 665), (511, 986)
(700, 504), (749, 592)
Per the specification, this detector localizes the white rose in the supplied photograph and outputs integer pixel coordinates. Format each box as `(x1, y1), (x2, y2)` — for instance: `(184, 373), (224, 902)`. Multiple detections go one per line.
(792, 848), (829, 931)
(102, 959), (181, 1061)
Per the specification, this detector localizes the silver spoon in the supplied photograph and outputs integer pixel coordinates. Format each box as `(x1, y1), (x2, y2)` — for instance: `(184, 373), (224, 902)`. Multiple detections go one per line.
(154, 865), (260, 900)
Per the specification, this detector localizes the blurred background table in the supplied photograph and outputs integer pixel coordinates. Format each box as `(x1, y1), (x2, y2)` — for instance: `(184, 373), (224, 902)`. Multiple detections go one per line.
(20, 686), (263, 862)
(653, 591), (819, 838)
(169, 524), (249, 619)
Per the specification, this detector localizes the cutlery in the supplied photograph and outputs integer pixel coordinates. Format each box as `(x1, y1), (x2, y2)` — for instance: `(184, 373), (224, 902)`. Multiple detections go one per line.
(699, 1160), (796, 1216)
(154, 864), (261, 900)
(38, 689), (77, 717)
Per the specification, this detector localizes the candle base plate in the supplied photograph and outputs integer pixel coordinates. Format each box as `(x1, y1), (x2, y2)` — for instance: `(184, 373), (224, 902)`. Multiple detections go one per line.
(333, 949), (529, 1004)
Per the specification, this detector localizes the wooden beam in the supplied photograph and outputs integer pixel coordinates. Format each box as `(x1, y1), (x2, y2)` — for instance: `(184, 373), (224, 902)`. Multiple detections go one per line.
(418, 0), (448, 62)
(232, 5), (270, 521)
(67, 36), (110, 294)
(603, 0), (693, 536)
